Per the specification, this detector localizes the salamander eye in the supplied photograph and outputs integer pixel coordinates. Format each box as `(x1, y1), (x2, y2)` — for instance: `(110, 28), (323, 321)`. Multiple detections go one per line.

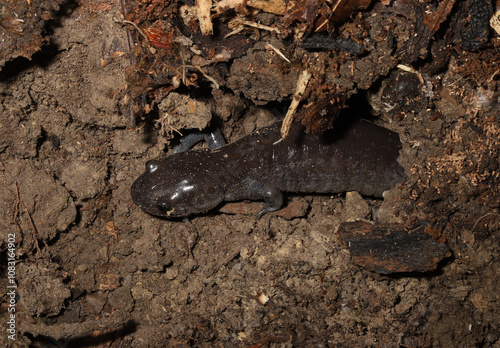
(146, 160), (158, 173)
(157, 202), (169, 214)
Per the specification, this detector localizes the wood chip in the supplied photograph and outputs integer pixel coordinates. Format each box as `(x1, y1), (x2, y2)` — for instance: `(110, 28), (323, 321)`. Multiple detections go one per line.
(197, 0), (213, 35)
(214, 0), (288, 15)
(339, 221), (451, 274)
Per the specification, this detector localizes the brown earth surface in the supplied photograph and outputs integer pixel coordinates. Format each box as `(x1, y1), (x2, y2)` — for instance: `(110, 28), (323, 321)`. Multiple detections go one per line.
(1, 0), (499, 347)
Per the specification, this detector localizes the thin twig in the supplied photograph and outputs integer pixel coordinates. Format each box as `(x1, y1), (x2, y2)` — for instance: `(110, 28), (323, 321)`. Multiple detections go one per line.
(265, 44), (290, 63)
(114, 19), (149, 42)
(118, 0), (137, 124)
(119, 0), (136, 63)
(240, 20), (280, 34)
(1, 161), (41, 254)
(226, 17), (280, 37)
(280, 70), (312, 138)
(471, 213), (500, 232)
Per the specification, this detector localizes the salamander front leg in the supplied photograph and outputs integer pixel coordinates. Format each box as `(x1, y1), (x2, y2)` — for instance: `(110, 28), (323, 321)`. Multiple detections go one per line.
(173, 127), (225, 153)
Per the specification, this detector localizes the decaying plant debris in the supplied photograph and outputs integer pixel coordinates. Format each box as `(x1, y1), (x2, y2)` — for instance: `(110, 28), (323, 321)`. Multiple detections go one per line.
(0, 0), (499, 346)
(119, 0), (496, 133)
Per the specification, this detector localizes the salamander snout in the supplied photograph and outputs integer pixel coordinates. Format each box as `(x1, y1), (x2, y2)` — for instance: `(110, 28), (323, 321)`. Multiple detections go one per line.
(131, 158), (225, 217)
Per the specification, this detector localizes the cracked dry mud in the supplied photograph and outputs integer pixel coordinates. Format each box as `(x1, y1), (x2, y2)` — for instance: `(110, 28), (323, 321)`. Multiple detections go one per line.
(1, 0), (499, 347)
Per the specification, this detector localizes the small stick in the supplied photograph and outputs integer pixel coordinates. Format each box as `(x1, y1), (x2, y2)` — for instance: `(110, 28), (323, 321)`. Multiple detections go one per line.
(114, 19), (149, 42)
(226, 17), (281, 37)
(265, 44), (290, 63)
(240, 20), (280, 34)
(280, 70), (312, 139)
(397, 64), (424, 84)
(196, 0), (213, 35)
(225, 26), (245, 38)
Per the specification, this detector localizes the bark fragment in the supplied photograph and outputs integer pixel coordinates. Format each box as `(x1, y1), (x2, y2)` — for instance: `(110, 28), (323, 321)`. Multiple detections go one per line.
(339, 221), (451, 274)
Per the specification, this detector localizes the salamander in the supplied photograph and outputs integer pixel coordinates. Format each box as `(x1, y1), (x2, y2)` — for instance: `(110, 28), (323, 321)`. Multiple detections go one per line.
(131, 119), (406, 218)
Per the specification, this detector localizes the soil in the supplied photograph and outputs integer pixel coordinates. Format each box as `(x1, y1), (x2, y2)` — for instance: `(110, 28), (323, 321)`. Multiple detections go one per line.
(1, 0), (499, 347)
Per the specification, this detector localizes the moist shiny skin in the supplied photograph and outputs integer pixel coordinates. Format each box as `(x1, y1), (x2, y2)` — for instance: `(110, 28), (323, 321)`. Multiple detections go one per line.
(131, 119), (405, 217)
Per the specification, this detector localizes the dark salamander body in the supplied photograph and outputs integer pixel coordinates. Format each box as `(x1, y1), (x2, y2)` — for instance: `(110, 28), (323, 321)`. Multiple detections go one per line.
(131, 120), (405, 217)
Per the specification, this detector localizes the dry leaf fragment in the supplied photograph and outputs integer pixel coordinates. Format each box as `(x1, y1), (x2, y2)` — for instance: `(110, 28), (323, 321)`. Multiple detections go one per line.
(422, 0), (456, 35)
(0, 17), (24, 34)
(143, 27), (173, 48)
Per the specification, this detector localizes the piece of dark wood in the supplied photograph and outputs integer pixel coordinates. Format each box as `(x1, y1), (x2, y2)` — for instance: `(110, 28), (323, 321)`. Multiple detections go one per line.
(339, 221), (451, 274)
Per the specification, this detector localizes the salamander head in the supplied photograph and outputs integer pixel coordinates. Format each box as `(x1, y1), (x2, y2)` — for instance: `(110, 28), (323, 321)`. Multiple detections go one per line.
(131, 155), (225, 217)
